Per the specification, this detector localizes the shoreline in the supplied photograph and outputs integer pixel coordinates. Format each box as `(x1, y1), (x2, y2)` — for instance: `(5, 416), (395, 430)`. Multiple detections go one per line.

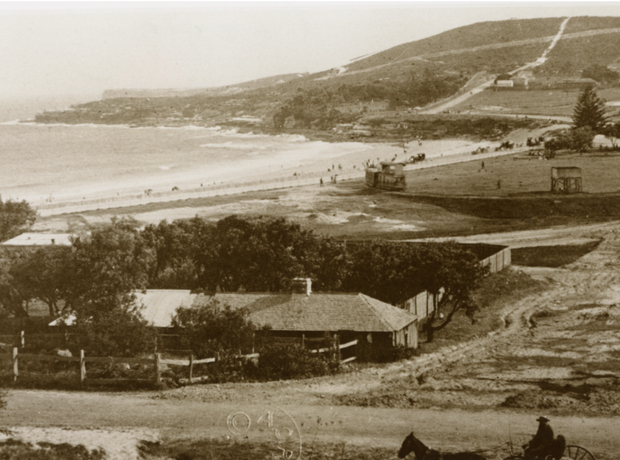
(4, 119), (539, 216)
(34, 142), (526, 218)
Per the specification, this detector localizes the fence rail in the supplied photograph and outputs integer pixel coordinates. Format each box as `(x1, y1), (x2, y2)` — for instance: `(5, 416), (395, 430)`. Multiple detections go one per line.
(3, 335), (358, 387)
(7, 348), (162, 386)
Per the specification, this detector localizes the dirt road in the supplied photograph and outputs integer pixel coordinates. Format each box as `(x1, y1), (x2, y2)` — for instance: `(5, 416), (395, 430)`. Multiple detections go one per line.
(421, 17), (571, 115)
(407, 220), (619, 248)
(1, 389), (619, 456)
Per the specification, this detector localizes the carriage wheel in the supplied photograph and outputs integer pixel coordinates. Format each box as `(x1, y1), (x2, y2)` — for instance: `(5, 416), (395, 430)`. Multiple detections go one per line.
(564, 445), (596, 460)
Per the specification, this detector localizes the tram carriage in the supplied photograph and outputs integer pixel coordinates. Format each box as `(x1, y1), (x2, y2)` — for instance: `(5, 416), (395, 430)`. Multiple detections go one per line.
(365, 161), (406, 191)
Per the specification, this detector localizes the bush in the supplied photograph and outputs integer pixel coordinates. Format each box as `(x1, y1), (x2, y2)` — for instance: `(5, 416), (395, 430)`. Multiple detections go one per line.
(173, 299), (255, 359)
(369, 346), (418, 363)
(0, 440), (104, 459)
(250, 343), (339, 381)
(70, 309), (158, 357)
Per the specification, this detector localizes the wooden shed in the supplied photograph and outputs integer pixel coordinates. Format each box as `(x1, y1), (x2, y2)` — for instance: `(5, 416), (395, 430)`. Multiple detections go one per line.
(551, 167), (582, 193)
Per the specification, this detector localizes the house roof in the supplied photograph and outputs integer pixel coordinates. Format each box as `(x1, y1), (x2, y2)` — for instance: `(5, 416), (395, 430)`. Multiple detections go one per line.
(51, 290), (417, 332)
(192, 292), (417, 332)
(135, 289), (194, 327)
(1, 232), (73, 247)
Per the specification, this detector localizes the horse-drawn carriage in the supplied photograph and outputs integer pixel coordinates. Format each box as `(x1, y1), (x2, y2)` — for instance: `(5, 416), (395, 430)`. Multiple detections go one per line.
(503, 444), (596, 460)
(398, 432), (597, 460)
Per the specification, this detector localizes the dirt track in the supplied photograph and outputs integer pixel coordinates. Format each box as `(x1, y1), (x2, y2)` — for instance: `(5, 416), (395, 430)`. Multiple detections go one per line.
(1, 389), (619, 459)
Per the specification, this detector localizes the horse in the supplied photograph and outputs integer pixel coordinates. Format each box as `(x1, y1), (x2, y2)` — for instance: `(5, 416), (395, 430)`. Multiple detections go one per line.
(398, 432), (487, 460)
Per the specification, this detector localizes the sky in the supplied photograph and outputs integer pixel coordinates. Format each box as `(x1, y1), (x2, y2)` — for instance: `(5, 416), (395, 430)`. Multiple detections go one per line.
(2, 1), (620, 102)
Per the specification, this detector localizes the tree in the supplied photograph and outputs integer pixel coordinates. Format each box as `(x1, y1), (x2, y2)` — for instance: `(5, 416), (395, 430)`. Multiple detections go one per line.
(602, 122), (620, 150)
(63, 219), (156, 356)
(419, 242), (488, 342)
(545, 127), (595, 154)
(571, 126), (596, 153)
(0, 256), (28, 317)
(172, 298), (255, 359)
(195, 216), (322, 293)
(341, 241), (487, 342)
(142, 218), (205, 289)
(10, 246), (73, 316)
(66, 219), (153, 320)
(342, 241), (427, 305)
(572, 86), (608, 133)
(582, 64), (620, 84)
(0, 198), (36, 243)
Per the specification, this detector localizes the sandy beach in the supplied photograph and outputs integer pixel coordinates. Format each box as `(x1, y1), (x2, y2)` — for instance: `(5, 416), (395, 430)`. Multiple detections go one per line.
(19, 123), (514, 217)
(2, 121), (562, 219)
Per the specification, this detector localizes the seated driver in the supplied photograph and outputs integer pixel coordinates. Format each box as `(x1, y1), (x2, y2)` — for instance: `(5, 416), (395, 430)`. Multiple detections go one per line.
(523, 416), (555, 460)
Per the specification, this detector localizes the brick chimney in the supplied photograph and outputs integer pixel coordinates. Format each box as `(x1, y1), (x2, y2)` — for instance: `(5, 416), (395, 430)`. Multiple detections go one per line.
(291, 278), (312, 296)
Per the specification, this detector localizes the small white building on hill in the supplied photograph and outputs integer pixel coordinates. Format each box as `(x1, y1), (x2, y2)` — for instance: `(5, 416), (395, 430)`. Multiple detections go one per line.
(1, 232), (73, 247)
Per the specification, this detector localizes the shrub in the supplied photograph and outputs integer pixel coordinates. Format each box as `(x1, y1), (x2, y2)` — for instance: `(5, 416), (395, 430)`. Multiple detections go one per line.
(369, 345), (418, 363)
(70, 308), (158, 357)
(250, 343), (339, 381)
(173, 298), (255, 359)
(0, 440), (104, 459)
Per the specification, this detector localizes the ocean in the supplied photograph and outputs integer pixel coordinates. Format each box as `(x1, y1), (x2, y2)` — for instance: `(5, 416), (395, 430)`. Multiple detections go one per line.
(0, 97), (379, 206)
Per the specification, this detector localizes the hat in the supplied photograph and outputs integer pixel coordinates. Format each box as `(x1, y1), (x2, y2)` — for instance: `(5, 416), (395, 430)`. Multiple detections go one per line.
(537, 416), (550, 422)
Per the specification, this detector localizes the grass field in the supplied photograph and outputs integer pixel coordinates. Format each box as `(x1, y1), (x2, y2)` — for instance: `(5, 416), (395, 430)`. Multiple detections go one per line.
(451, 87), (620, 118)
(511, 240), (603, 267)
(404, 150), (620, 196)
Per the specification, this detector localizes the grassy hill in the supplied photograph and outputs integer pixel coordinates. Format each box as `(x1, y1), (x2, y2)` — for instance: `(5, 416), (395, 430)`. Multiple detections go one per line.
(33, 16), (620, 140)
(345, 18), (564, 72)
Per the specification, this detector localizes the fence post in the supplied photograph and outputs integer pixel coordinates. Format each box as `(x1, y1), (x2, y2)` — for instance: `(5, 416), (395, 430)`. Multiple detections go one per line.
(302, 334), (305, 349)
(20, 331), (25, 348)
(12, 347), (18, 382)
(214, 352), (220, 382)
(154, 353), (161, 386)
(79, 350), (86, 385)
(188, 353), (193, 384)
(335, 334), (341, 363)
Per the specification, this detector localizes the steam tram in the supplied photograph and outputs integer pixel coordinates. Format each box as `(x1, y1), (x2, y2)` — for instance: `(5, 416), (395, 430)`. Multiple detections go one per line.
(365, 161), (406, 191)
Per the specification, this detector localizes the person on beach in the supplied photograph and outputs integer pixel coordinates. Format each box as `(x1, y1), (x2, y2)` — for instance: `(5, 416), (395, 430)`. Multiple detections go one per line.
(320, 178), (324, 187)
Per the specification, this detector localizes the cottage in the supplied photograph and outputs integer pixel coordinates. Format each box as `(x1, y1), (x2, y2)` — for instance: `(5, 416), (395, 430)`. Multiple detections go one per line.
(495, 80), (514, 88)
(131, 279), (418, 360)
(510, 76), (528, 88)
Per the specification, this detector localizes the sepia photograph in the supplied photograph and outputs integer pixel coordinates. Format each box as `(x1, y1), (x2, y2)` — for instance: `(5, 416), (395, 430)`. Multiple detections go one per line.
(0, 1), (619, 459)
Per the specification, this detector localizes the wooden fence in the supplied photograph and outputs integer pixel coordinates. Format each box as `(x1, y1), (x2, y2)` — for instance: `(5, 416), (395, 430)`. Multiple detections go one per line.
(6, 347), (161, 386)
(165, 338), (358, 384)
(3, 338), (358, 387)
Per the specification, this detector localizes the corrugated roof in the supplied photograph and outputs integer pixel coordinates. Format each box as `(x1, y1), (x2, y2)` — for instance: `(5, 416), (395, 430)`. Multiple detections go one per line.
(192, 292), (417, 332)
(1, 232), (73, 247)
(135, 290), (194, 327)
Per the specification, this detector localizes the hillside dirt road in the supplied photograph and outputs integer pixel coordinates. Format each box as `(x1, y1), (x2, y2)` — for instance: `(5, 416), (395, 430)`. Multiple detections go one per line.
(421, 17), (571, 114)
